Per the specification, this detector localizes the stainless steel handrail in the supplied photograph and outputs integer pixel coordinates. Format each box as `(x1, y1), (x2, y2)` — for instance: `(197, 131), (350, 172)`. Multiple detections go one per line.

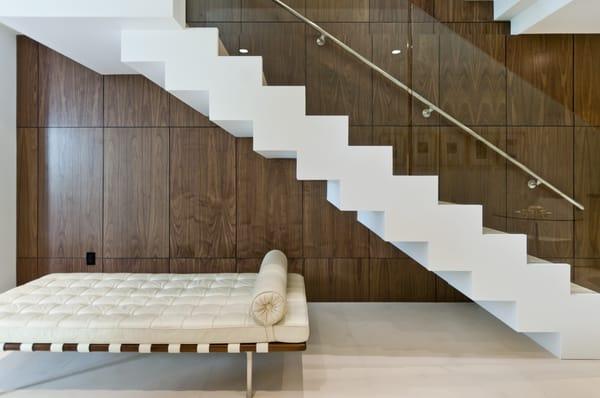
(271, 0), (585, 211)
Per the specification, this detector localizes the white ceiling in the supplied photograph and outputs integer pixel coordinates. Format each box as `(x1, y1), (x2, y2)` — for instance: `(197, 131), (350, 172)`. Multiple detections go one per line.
(495, 0), (600, 34)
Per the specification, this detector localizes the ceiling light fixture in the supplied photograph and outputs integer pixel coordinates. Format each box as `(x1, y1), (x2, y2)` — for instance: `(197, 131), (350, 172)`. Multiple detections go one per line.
(239, 48), (249, 54)
(391, 49), (402, 55)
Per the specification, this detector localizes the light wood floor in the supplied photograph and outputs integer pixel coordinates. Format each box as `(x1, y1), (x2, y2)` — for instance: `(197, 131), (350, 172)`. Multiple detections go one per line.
(1, 303), (599, 397)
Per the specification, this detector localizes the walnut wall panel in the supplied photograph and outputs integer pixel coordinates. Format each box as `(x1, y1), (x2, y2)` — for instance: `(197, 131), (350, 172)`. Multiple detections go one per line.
(370, 259), (436, 301)
(240, 22), (306, 85)
(305, 0), (369, 22)
(170, 258), (237, 274)
(16, 259), (37, 286)
(103, 128), (170, 258)
(237, 258), (304, 274)
(243, 0), (305, 22)
(368, 126), (411, 258)
(17, 128), (38, 258)
(104, 75), (169, 127)
(371, 23), (411, 126)
(38, 45), (103, 127)
(439, 23), (506, 126)
(187, 0), (242, 22)
(370, 0), (411, 22)
(507, 219), (573, 259)
(303, 181), (369, 258)
(370, 0), (434, 23)
(436, 279), (469, 302)
(409, 0), (435, 22)
(16, 36), (38, 128)
(575, 128), (600, 258)
(38, 128), (103, 258)
(573, 259), (600, 293)
(237, 138), (303, 258)
(412, 127), (439, 175)
(434, 0), (493, 22)
(170, 128), (237, 258)
(372, 126), (410, 176)
(304, 258), (370, 301)
(506, 127), (574, 259)
(170, 95), (213, 127)
(349, 126), (373, 146)
(370, 236), (410, 259)
(411, 23), (440, 126)
(575, 36), (600, 126)
(38, 258), (102, 275)
(103, 259), (170, 274)
(507, 127), (574, 221)
(187, 22), (242, 55)
(306, 22), (372, 125)
(507, 35), (574, 126)
(440, 127), (507, 230)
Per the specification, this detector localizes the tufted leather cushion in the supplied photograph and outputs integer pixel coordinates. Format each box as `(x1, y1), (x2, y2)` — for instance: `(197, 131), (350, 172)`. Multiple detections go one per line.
(0, 273), (309, 344)
(251, 250), (288, 326)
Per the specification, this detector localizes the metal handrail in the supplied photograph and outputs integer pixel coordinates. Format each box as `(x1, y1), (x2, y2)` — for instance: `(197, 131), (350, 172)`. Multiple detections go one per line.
(271, 0), (585, 211)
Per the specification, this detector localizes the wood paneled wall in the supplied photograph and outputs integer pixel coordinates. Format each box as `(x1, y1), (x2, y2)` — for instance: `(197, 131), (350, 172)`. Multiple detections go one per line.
(16, 34), (457, 302)
(16, 0), (600, 298)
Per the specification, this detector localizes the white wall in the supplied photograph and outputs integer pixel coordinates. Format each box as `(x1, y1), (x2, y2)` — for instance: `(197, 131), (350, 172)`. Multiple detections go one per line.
(0, 23), (16, 292)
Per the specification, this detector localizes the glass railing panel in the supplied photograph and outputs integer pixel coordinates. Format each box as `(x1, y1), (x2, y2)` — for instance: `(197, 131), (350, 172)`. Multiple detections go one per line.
(437, 23), (507, 127)
(573, 124), (600, 292)
(371, 22), (412, 126)
(410, 21), (440, 126)
(193, 0), (599, 291)
(507, 35), (574, 127)
(410, 7), (579, 268)
(438, 126), (508, 232)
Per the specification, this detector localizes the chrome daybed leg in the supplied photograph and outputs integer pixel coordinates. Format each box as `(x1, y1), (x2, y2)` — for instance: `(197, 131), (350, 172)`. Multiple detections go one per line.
(246, 351), (253, 398)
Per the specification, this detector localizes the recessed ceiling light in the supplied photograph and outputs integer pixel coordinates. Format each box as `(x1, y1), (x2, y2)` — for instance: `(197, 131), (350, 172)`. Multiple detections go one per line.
(391, 49), (402, 55)
(239, 48), (249, 54)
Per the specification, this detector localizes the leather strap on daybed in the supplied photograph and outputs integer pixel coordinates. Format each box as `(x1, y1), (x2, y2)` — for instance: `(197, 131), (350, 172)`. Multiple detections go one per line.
(0, 342), (306, 353)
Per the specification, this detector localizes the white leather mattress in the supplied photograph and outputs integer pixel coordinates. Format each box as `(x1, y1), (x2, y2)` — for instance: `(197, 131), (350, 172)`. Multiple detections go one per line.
(0, 273), (309, 345)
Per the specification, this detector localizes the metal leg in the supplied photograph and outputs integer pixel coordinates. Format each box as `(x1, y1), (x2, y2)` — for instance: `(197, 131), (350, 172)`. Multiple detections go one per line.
(246, 352), (253, 398)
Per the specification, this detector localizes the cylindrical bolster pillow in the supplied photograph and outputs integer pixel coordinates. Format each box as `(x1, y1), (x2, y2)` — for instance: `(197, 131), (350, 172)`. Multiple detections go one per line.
(250, 250), (288, 326)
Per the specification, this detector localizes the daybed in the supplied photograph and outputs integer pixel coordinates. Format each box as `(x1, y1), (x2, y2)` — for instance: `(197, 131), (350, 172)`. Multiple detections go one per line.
(0, 250), (309, 397)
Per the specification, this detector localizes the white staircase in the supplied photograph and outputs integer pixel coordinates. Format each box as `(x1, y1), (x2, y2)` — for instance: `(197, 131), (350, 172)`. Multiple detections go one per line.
(2, 0), (600, 359)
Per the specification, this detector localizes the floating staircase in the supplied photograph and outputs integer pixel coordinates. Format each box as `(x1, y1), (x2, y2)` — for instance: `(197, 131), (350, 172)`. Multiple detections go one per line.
(1, 0), (599, 359)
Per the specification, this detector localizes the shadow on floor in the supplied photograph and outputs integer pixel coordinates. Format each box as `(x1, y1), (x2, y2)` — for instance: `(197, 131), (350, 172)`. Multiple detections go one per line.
(306, 303), (553, 359)
(0, 351), (304, 396)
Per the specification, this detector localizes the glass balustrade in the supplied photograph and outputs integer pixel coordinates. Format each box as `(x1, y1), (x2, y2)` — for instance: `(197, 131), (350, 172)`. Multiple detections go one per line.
(189, 0), (600, 292)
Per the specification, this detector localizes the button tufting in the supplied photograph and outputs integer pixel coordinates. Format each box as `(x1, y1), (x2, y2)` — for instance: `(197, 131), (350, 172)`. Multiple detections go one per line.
(0, 273), (309, 344)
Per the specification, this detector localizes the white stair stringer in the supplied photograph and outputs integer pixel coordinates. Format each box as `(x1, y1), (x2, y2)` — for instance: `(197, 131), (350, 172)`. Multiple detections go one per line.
(1, 5), (599, 358)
